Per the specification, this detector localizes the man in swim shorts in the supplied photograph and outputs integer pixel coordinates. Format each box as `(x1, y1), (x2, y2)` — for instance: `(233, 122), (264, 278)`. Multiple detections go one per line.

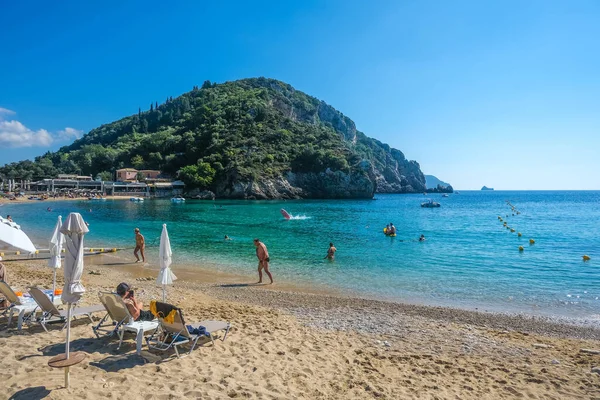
(134, 228), (145, 263)
(254, 238), (273, 284)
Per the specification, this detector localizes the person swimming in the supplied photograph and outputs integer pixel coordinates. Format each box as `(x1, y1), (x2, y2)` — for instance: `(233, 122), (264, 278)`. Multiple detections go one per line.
(224, 235), (232, 240)
(388, 223), (396, 235)
(419, 234), (426, 242)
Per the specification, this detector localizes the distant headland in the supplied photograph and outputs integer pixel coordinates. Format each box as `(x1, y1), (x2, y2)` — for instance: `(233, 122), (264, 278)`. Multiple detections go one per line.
(481, 186), (494, 191)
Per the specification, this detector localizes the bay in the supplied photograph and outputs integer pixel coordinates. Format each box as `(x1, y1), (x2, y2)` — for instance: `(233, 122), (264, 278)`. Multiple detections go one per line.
(3, 190), (599, 319)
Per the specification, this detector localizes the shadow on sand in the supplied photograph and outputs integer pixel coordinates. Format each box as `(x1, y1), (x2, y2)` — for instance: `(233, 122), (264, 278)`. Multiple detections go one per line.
(9, 386), (51, 400)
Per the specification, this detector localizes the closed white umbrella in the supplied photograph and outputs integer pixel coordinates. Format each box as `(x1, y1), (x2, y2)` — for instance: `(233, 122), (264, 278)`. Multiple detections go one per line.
(156, 223), (176, 301)
(48, 215), (64, 301)
(58, 212), (89, 388)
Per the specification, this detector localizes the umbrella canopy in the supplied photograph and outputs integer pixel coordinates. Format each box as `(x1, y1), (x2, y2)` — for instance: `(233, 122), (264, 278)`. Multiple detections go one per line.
(48, 216), (64, 300)
(0, 217), (36, 254)
(60, 213), (89, 304)
(48, 216), (64, 269)
(156, 224), (176, 301)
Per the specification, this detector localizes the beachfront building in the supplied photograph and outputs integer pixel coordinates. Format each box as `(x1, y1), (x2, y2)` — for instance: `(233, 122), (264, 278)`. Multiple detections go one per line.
(115, 168), (162, 182)
(104, 181), (149, 197)
(32, 178), (104, 193)
(57, 174), (93, 181)
(138, 170), (161, 180)
(115, 168), (139, 182)
(147, 180), (185, 197)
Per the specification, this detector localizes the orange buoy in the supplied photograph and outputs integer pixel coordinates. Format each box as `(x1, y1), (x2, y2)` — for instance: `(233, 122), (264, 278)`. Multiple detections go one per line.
(529, 239), (535, 245)
(519, 246), (524, 251)
(583, 255), (591, 261)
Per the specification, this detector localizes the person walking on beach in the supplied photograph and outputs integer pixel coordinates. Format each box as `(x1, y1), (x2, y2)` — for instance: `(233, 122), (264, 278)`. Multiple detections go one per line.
(134, 228), (145, 263)
(324, 242), (337, 260)
(254, 238), (273, 284)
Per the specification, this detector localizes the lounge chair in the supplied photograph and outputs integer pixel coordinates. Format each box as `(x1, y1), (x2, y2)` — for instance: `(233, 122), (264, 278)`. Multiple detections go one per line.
(146, 301), (230, 358)
(0, 280), (45, 330)
(27, 287), (105, 332)
(92, 292), (158, 355)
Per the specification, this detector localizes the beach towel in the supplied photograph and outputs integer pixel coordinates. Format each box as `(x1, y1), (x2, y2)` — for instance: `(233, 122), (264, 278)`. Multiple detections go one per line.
(150, 300), (177, 324)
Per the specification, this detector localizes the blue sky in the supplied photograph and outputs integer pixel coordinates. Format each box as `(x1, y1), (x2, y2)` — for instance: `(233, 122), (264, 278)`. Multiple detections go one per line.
(1, 0), (599, 189)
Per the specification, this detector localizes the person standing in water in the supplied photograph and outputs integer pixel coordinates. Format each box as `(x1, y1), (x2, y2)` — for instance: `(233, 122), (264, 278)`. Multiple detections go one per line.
(134, 228), (145, 263)
(254, 238), (273, 284)
(324, 242), (337, 260)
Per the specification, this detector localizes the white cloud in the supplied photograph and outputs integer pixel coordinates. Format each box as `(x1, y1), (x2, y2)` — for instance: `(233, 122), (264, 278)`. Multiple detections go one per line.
(0, 107), (15, 116)
(0, 108), (83, 148)
(0, 120), (53, 148)
(57, 127), (83, 141)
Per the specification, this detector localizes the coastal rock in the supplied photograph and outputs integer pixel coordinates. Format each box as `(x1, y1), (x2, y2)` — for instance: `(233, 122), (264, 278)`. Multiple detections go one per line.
(215, 168), (376, 199)
(592, 367), (600, 375)
(192, 190), (216, 200)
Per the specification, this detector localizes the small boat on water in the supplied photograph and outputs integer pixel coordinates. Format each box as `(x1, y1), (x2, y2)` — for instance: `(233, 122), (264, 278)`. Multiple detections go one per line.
(442, 194), (449, 198)
(130, 197), (144, 202)
(421, 199), (441, 208)
(171, 197), (185, 203)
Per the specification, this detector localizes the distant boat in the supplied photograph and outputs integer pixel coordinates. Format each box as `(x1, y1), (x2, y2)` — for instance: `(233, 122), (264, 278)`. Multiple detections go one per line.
(171, 197), (185, 203)
(421, 199), (441, 208)
(130, 197), (144, 202)
(442, 194), (449, 197)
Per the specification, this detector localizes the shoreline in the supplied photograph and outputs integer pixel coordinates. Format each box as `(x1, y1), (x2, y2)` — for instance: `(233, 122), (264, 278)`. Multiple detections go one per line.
(0, 195), (132, 204)
(7, 255), (600, 340)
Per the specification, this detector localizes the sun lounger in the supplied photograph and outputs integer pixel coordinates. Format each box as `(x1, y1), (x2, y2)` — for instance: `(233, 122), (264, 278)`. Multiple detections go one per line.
(146, 301), (230, 358)
(0, 280), (48, 330)
(92, 292), (158, 355)
(27, 287), (104, 332)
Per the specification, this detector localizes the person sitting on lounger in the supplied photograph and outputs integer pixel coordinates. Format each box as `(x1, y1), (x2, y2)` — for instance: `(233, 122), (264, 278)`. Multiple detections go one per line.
(116, 282), (154, 321)
(0, 257), (8, 308)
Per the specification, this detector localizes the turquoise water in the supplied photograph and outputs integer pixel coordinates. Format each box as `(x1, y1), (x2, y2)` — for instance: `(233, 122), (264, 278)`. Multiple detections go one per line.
(3, 191), (599, 319)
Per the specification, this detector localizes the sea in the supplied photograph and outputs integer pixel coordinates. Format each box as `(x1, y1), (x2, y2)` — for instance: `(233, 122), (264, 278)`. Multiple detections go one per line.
(2, 191), (599, 321)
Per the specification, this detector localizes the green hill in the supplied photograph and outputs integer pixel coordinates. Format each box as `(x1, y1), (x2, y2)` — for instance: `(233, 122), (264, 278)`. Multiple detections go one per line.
(0, 78), (426, 199)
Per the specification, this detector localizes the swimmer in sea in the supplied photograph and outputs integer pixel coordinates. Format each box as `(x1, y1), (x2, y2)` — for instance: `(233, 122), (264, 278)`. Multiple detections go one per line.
(324, 242), (337, 260)
(224, 235), (232, 240)
(419, 234), (426, 242)
(388, 223), (396, 235)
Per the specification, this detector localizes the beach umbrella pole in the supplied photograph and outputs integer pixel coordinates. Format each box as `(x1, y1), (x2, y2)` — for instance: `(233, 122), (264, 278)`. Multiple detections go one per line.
(162, 284), (166, 302)
(52, 269), (57, 302)
(65, 304), (72, 388)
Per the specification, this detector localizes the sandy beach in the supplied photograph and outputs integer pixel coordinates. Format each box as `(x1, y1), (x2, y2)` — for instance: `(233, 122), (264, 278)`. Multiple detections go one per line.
(1, 256), (599, 400)
(0, 195), (130, 205)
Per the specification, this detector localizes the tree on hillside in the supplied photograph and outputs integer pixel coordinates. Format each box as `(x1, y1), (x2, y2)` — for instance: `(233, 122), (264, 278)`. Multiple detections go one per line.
(131, 155), (145, 169)
(178, 161), (216, 189)
(97, 171), (113, 181)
